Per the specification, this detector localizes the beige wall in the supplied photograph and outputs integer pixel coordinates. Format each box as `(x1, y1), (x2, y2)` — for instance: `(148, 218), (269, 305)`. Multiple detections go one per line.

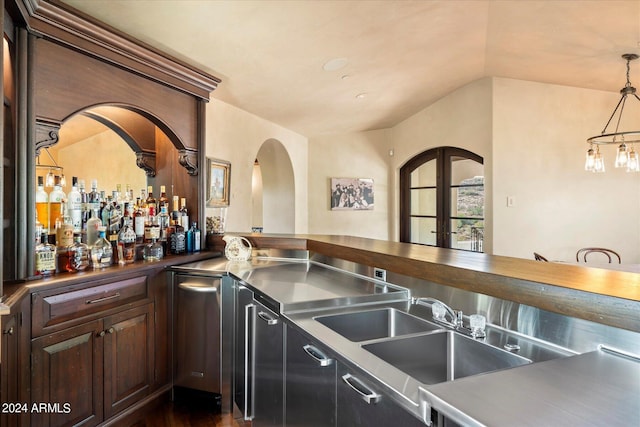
(204, 99), (308, 233)
(307, 130), (392, 239)
(205, 77), (639, 263)
(492, 77), (640, 262)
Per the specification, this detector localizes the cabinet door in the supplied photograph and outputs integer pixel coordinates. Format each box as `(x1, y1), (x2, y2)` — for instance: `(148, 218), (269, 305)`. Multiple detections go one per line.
(31, 320), (103, 427)
(103, 303), (155, 419)
(1, 314), (20, 427)
(337, 362), (424, 427)
(285, 324), (336, 427)
(253, 302), (284, 427)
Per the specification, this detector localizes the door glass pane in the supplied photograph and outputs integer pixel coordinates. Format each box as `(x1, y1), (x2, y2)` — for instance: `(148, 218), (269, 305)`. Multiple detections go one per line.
(450, 184), (484, 219)
(410, 217), (436, 246)
(410, 160), (436, 187)
(451, 158), (483, 185)
(450, 219), (484, 251)
(410, 188), (436, 216)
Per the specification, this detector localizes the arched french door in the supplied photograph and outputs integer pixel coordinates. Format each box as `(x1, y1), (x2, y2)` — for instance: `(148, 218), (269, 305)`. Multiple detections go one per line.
(400, 147), (484, 251)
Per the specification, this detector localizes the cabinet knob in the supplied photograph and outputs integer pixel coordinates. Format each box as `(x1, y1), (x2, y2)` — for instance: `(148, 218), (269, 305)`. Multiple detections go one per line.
(98, 330), (106, 337)
(3, 326), (13, 335)
(107, 327), (115, 334)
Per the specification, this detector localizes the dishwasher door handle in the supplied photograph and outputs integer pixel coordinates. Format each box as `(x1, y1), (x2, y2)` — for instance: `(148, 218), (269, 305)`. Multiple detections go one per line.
(178, 282), (218, 293)
(303, 344), (334, 367)
(342, 373), (381, 404)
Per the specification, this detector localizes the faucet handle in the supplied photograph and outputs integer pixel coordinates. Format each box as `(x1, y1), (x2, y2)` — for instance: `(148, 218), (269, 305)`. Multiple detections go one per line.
(469, 314), (487, 338)
(431, 302), (448, 321)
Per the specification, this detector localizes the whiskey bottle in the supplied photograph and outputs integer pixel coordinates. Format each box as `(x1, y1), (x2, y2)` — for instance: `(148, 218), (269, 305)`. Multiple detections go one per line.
(171, 196), (181, 225)
(159, 185), (169, 211)
(146, 185), (157, 217)
(90, 226), (113, 269)
(179, 198), (189, 229)
(35, 232), (56, 276)
(117, 217), (137, 265)
(36, 176), (50, 232)
(49, 176), (66, 229)
(143, 236), (164, 261)
(134, 199), (146, 243)
(66, 234), (90, 272)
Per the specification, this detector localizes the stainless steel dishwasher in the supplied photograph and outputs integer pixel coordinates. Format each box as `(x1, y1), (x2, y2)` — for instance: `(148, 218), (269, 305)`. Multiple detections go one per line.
(173, 273), (222, 404)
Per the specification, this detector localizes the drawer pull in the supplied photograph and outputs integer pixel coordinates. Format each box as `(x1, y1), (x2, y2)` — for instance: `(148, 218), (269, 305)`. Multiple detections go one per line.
(342, 373), (381, 404)
(303, 344), (333, 367)
(257, 311), (279, 325)
(86, 293), (121, 305)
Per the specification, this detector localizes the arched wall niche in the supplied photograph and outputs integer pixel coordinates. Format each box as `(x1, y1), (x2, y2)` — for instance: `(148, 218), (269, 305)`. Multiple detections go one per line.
(254, 139), (295, 233)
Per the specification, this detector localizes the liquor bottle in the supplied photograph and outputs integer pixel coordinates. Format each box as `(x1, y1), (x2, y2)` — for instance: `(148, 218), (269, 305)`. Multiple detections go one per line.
(88, 179), (101, 216)
(170, 196), (180, 226)
(146, 185), (157, 217)
(35, 232), (57, 276)
(158, 205), (170, 241)
(117, 216), (137, 265)
(189, 222), (201, 252)
(90, 226), (113, 269)
(49, 176), (66, 229)
(179, 198), (189, 229)
(66, 234), (90, 272)
(36, 176), (50, 232)
(144, 212), (160, 243)
(85, 208), (102, 247)
(101, 194), (112, 228)
(55, 202), (75, 249)
(170, 223), (186, 255)
(158, 185), (169, 211)
(107, 191), (122, 253)
(78, 179), (89, 232)
(134, 198), (146, 243)
(186, 222), (194, 253)
(143, 236), (164, 261)
(67, 176), (83, 233)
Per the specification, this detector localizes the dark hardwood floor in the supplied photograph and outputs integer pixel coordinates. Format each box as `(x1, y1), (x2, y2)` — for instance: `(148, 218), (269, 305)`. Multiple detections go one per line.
(133, 401), (248, 427)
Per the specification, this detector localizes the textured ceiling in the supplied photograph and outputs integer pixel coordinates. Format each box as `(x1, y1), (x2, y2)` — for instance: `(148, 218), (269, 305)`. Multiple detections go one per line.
(60, 0), (640, 139)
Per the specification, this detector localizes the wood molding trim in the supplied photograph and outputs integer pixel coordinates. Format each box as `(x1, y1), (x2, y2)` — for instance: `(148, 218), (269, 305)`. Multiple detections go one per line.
(17, 0), (221, 100)
(34, 117), (61, 155)
(136, 151), (157, 177)
(177, 148), (198, 176)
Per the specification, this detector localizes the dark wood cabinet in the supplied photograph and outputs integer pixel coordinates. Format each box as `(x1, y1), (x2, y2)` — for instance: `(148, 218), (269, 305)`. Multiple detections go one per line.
(30, 302), (155, 427)
(1, 313), (21, 427)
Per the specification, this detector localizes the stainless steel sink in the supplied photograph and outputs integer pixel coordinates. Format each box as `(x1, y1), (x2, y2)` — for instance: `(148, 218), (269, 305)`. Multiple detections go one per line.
(362, 330), (532, 385)
(315, 308), (442, 342)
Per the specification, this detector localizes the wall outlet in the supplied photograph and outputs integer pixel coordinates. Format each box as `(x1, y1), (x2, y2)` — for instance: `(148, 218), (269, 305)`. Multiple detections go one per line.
(374, 267), (387, 282)
(506, 196), (515, 207)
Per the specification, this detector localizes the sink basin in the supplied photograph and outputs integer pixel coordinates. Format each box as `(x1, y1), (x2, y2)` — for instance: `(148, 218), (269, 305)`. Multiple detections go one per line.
(362, 331), (531, 385)
(315, 308), (442, 342)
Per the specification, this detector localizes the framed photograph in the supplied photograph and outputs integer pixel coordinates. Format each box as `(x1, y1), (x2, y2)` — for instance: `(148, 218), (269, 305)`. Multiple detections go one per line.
(207, 158), (231, 207)
(330, 177), (374, 210)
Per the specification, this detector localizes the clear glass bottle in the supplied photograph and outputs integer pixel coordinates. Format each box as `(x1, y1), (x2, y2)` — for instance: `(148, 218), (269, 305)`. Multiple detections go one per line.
(67, 176), (83, 233)
(144, 212), (160, 243)
(143, 237), (164, 261)
(35, 232), (57, 276)
(158, 205), (170, 241)
(66, 234), (90, 272)
(86, 208), (102, 247)
(117, 217), (137, 265)
(90, 226), (113, 269)
(88, 179), (101, 215)
(36, 176), (50, 232)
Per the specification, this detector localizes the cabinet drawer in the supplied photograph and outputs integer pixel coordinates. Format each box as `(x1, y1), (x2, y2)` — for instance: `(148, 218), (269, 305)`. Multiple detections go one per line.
(32, 276), (148, 336)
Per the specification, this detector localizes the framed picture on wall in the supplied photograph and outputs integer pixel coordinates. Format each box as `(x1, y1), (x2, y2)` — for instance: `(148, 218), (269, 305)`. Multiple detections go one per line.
(207, 158), (231, 207)
(330, 177), (374, 210)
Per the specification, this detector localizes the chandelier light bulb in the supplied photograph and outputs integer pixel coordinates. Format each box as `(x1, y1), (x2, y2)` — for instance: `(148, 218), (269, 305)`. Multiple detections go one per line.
(585, 146), (596, 171)
(593, 148), (605, 173)
(45, 170), (55, 187)
(627, 148), (640, 172)
(615, 142), (628, 168)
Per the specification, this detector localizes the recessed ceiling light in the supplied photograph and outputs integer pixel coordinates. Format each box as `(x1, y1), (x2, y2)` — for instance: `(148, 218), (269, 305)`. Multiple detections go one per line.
(341, 74), (350, 80)
(355, 93), (367, 99)
(323, 57), (348, 71)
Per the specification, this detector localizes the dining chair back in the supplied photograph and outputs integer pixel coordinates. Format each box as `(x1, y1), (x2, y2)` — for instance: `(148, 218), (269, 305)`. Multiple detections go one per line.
(576, 247), (621, 264)
(533, 252), (548, 262)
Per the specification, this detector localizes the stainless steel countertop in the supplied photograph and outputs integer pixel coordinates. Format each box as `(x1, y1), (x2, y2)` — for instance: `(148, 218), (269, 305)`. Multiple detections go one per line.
(422, 348), (640, 426)
(171, 256), (640, 426)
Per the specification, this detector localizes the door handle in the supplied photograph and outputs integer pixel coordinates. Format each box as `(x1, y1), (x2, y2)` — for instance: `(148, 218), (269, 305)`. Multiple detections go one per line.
(341, 373), (381, 404)
(244, 303), (255, 421)
(303, 344), (333, 367)
(257, 311), (279, 326)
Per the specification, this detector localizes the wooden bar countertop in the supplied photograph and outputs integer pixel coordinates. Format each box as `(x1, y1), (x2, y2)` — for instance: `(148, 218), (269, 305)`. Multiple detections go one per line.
(219, 234), (640, 333)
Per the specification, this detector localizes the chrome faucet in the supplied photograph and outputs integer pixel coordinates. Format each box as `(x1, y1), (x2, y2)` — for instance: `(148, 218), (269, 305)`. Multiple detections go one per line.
(413, 297), (462, 328)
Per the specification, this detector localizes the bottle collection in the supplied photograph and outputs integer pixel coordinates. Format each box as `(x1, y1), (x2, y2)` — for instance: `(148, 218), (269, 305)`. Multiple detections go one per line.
(34, 177), (201, 277)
